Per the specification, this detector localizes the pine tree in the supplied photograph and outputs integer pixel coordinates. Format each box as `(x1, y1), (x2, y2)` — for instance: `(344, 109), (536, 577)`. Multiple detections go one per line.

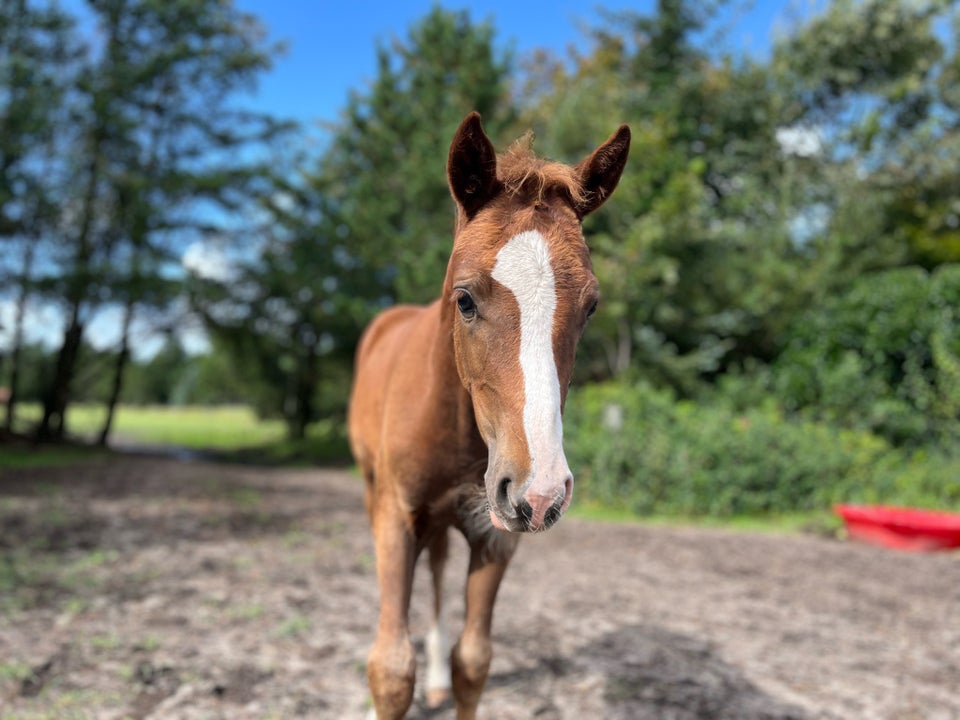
(32, 0), (285, 441)
(0, 0), (78, 433)
(319, 7), (516, 305)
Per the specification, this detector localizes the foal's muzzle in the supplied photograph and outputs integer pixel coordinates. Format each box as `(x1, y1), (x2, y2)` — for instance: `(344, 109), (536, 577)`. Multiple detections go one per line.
(490, 476), (573, 533)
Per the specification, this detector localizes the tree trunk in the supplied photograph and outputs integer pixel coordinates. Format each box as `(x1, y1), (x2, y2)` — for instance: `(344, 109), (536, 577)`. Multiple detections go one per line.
(37, 309), (83, 440)
(4, 240), (35, 433)
(98, 300), (135, 446)
(35, 108), (106, 441)
(287, 343), (318, 442)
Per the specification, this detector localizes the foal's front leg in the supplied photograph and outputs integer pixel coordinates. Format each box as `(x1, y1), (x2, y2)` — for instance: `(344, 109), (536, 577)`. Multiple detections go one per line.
(451, 540), (518, 720)
(425, 529), (452, 708)
(367, 496), (417, 719)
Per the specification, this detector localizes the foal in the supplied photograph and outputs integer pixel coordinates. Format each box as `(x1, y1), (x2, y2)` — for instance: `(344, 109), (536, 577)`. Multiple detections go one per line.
(348, 112), (630, 719)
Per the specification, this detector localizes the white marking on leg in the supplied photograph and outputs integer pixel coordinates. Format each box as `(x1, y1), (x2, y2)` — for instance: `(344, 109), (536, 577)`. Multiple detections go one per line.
(425, 619), (451, 696)
(491, 230), (572, 500)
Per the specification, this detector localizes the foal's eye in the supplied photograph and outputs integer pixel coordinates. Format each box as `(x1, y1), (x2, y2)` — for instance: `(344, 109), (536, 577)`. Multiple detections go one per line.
(586, 300), (599, 320)
(456, 291), (477, 320)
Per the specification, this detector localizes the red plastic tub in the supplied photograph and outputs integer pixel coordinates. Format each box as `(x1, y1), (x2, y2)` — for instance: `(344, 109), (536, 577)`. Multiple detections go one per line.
(835, 504), (960, 552)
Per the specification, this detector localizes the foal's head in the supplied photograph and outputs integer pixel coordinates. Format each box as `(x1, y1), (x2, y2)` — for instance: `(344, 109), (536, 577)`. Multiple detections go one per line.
(445, 112), (630, 533)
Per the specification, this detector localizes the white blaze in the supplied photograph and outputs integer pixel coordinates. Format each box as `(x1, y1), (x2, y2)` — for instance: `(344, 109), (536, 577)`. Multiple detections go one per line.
(491, 230), (570, 495)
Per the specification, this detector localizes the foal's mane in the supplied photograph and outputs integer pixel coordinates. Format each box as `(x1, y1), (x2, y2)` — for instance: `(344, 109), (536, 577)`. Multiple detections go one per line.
(497, 133), (587, 207)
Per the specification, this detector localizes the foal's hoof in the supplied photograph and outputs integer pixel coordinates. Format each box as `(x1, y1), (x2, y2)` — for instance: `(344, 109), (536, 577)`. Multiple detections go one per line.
(425, 687), (451, 709)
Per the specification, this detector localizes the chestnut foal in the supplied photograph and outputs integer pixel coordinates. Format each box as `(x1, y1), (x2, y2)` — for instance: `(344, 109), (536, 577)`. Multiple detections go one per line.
(348, 112), (630, 719)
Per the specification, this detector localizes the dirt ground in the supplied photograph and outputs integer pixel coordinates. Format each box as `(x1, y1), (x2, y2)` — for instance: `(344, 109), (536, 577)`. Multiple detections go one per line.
(1, 455), (958, 720)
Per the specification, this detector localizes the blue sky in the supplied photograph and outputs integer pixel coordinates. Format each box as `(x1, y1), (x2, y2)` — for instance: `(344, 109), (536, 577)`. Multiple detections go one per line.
(233, 0), (825, 128)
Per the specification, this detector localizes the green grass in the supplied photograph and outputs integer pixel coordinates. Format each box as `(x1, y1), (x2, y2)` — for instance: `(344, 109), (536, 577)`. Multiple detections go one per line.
(6, 403), (351, 466)
(571, 499), (843, 537)
(0, 445), (107, 469)
(275, 614), (312, 638)
(13, 403), (286, 448)
(117, 405), (283, 449)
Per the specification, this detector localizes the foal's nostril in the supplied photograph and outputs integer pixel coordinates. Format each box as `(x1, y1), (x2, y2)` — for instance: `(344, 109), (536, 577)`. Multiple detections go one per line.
(543, 499), (564, 530)
(496, 477), (512, 510)
(515, 498), (533, 525)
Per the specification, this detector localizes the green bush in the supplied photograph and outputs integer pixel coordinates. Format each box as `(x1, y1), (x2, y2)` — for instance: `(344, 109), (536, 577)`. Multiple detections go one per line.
(773, 265), (960, 447)
(565, 381), (957, 517)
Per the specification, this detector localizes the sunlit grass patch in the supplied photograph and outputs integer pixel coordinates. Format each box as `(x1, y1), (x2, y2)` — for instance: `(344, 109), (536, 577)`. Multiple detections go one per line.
(10, 403), (286, 450)
(97, 404), (287, 450)
(8, 404), (352, 464)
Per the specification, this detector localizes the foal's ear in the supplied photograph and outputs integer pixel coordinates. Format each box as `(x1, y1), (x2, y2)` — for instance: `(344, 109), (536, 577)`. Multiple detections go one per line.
(448, 112), (501, 219)
(574, 125), (631, 217)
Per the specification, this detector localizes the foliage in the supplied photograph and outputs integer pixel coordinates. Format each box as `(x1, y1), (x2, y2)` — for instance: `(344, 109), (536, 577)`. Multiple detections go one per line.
(0, 0), (79, 433)
(187, 7), (518, 440)
(517, 3), (811, 387)
(774, 265), (960, 447)
(2, 0), (959, 518)
(566, 382), (959, 517)
(318, 6), (516, 306)
(0, 0), (285, 442)
(188, 163), (364, 439)
(775, 0), (960, 270)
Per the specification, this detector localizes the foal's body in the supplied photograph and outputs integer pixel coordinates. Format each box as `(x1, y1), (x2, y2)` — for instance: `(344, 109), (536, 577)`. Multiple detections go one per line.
(349, 113), (629, 719)
(351, 298), (506, 717)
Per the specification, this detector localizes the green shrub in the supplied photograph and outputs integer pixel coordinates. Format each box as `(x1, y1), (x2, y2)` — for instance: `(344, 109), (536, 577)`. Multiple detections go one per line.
(565, 381), (956, 517)
(773, 265), (960, 447)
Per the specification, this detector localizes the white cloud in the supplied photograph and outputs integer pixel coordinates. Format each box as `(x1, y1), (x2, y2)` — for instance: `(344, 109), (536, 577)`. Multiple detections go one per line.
(0, 298), (64, 352)
(86, 300), (212, 360)
(788, 202), (831, 245)
(182, 241), (234, 281)
(86, 305), (124, 352)
(270, 190), (296, 213)
(0, 297), (212, 362)
(776, 125), (823, 158)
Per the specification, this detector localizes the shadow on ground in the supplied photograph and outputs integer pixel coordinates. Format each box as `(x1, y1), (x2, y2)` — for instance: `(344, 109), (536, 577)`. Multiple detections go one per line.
(581, 625), (807, 720)
(403, 623), (807, 720)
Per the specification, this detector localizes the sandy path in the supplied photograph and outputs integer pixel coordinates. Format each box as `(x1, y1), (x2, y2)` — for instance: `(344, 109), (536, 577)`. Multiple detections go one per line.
(1, 456), (957, 719)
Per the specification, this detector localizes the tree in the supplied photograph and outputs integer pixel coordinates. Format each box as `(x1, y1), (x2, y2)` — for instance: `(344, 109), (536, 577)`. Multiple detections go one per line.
(0, 0), (78, 432)
(519, 1), (806, 389)
(319, 7), (517, 306)
(121, 339), (191, 405)
(31, 0), (285, 442)
(773, 0), (960, 273)
(190, 7), (519, 440)
(190, 162), (366, 439)
(775, 265), (960, 447)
